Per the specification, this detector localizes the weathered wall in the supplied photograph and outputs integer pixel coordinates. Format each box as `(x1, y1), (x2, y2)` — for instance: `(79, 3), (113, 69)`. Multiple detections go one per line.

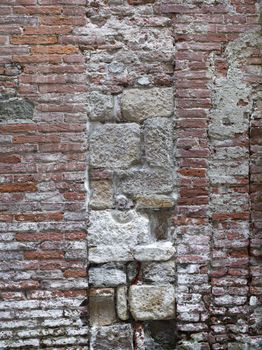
(0, 0), (261, 349)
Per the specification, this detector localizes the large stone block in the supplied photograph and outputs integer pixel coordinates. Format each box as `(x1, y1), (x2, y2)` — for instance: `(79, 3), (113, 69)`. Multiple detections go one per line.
(90, 324), (134, 350)
(144, 117), (173, 167)
(89, 245), (133, 264)
(88, 210), (151, 247)
(129, 285), (175, 321)
(90, 123), (141, 169)
(121, 88), (173, 122)
(133, 241), (175, 262)
(118, 168), (173, 195)
(89, 264), (126, 287)
(89, 288), (116, 326)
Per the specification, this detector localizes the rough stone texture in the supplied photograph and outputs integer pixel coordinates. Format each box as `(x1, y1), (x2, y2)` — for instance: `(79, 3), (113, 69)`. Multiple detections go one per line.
(89, 245), (133, 264)
(90, 324), (134, 350)
(89, 288), (116, 326)
(121, 88), (174, 122)
(89, 264), (126, 287)
(144, 117), (173, 168)
(87, 92), (114, 122)
(88, 210), (151, 247)
(133, 241), (175, 262)
(116, 286), (128, 321)
(90, 180), (113, 210)
(143, 261), (176, 283)
(129, 285), (175, 321)
(90, 123), (141, 169)
(118, 168), (173, 196)
(0, 96), (34, 120)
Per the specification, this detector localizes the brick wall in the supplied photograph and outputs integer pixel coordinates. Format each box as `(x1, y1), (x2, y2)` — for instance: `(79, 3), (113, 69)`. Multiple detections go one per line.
(0, 0), (261, 349)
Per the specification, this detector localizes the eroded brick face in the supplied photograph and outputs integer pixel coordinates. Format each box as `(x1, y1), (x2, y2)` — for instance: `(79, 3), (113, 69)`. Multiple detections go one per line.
(0, 0), (261, 349)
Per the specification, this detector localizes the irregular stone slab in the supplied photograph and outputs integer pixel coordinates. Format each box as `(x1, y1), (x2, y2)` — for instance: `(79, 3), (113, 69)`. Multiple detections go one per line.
(89, 288), (116, 326)
(143, 261), (176, 283)
(0, 97), (34, 120)
(135, 194), (175, 209)
(117, 286), (128, 321)
(133, 241), (175, 261)
(89, 245), (133, 264)
(129, 285), (175, 321)
(144, 117), (173, 167)
(118, 168), (173, 195)
(88, 210), (151, 247)
(90, 180), (113, 209)
(121, 88), (173, 122)
(90, 123), (141, 169)
(89, 264), (126, 287)
(90, 324), (134, 350)
(87, 91), (114, 121)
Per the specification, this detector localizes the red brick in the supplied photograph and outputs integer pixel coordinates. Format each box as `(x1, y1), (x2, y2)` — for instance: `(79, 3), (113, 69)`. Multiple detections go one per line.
(0, 182), (37, 192)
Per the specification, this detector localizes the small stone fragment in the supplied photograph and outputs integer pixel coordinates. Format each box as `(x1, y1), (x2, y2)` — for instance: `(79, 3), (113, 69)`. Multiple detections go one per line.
(121, 87), (173, 122)
(144, 117), (173, 167)
(89, 264), (126, 287)
(116, 286), (128, 321)
(88, 91), (114, 121)
(90, 324), (134, 350)
(129, 285), (175, 321)
(89, 288), (116, 326)
(90, 180), (113, 209)
(0, 97), (34, 120)
(88, 210), (151, 247)
(133, 241), (175, 261)
(90, 123), (141, 169)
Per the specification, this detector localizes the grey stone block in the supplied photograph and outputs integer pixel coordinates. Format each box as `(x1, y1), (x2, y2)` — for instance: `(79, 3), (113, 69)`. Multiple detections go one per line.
(121, 88), (173, 122)
(89, 288), (116, 326)
(90, 123), (141, 169)
(118, 168), (173, 195)
(87, 91), (114, 121)
(129, 285), (175, 321)
(90, 324), (134, 350)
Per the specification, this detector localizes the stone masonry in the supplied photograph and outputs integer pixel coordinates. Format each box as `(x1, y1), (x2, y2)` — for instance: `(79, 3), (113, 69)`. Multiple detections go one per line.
(0, 0), (261, 349)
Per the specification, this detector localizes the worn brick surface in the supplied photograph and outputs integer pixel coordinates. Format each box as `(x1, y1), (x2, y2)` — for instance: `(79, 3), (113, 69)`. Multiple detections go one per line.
(0, 0), (261, 349)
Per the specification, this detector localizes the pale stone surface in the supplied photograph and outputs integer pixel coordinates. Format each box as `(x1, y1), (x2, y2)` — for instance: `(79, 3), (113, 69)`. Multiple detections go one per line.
(90, 324), (134, 350)
(89, 264), (126, 287)
(89, 245), (133, 264)
(133, 242), (175, 261)
(90, 123), (141, 169)
(121, 88), (173, 122)
(88, 91), (114, 121)
(135, 195), (175, 209)
(129, 285), (175, 321)
(144, 117), (173, 167)
(143, 261), (176, 283)
(118, 168), (173, 195)
(89, 288), (116, 326)
(90, 180), (113, 209)
(88, 210), (151, 247)
(116, 286), (128, 321)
